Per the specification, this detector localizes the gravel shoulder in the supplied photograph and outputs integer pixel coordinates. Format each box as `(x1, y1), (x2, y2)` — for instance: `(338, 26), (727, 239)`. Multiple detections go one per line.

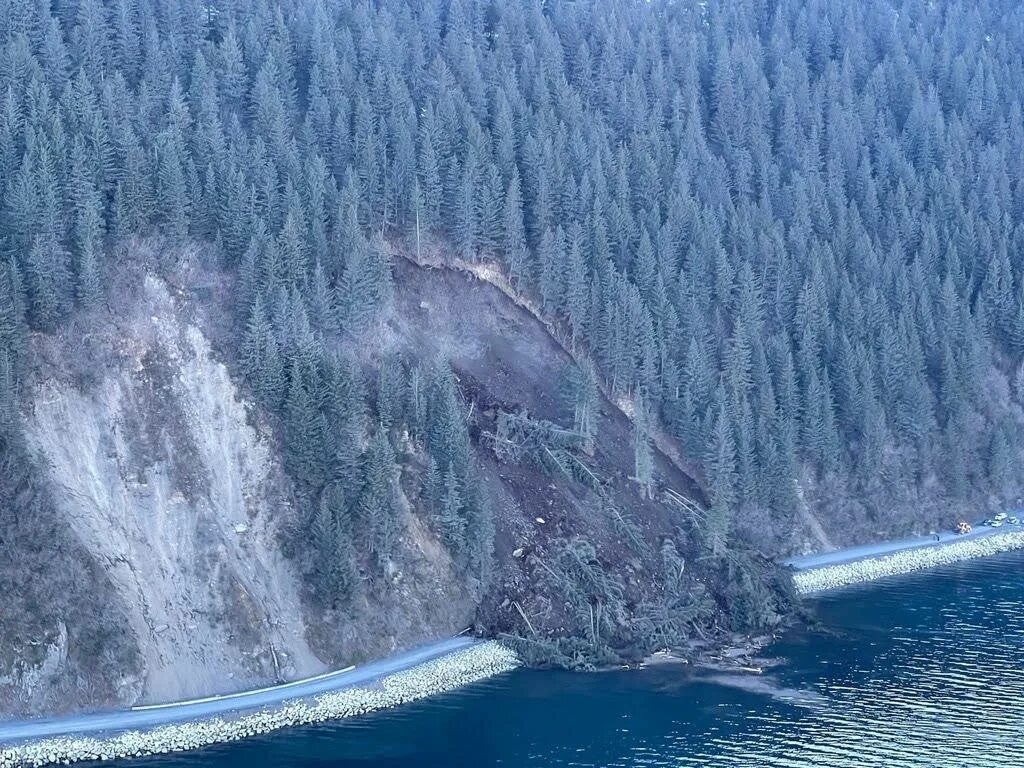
(785, 521), (1019, 571)
(0, 639), (519, 767)
(787, 522), (1024, 594)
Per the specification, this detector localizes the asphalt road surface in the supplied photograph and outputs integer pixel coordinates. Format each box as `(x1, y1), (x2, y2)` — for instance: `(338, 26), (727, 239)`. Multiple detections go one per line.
(785, 519), (1021, 571)
(0, 636), (477, 746)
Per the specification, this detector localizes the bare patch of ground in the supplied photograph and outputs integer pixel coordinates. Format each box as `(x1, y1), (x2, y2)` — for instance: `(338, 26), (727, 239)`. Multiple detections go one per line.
(1, 237), (774, 715)
(22, 261), (323, 709)
(385, 257), (723, 650)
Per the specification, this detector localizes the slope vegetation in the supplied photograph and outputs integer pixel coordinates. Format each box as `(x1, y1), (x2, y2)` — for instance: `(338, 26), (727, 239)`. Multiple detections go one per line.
(1, 240), (789, 713)
(386, 256), (787, 665)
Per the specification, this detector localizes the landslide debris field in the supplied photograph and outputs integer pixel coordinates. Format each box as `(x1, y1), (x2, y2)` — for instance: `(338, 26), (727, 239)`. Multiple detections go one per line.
(0, 249), (772, 718)
(386, 258), (735, 654)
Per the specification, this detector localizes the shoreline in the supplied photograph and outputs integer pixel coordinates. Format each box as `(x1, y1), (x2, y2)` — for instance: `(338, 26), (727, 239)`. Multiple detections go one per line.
(0, 641), (519, 768)
(787, 525), (1024, 594)
(8, 520), (1021, 764)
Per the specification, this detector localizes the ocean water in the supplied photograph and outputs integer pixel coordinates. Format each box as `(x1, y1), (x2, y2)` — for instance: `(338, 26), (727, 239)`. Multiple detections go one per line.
(124, 551), (1024, 767)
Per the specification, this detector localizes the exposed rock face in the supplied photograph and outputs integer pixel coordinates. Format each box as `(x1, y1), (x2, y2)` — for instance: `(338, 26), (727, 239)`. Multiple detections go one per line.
(24, 274), (323, 706)
(0, 250), (480, 716)
(1, 243), (750, 716)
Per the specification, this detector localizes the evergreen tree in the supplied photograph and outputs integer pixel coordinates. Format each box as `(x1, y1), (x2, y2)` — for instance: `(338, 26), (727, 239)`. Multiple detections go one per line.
(565, 231), (590, 344)
(376, 354), (406, 429)
(26, 235), (72, 330)
(284, 360), (327, 489)
(562, 362), (599, 453)
(74, 0), (111, 82)
(325, 354), (366, 491)
(416, 108), (443, 233)
(156, 131), (190, 238)
(503, 169), (529, 286)
(538, 226), (564, 316)
(309, 260), (338, 335)
(77, 247), (104, 310)
(241, 294), (285, 407)
(633, 396), (655, 499)
(0, 343), (18, 432)
(451, 150), (478, 258)
(336, 234), (392, 332)
(407, 363), (427, 441)
(437, 464), (466, 552)
(359, 428), (400, 568)
(462, 467), (494, 586)
(312, 487), (358, 604)
(426, 362), (470, 475)
(705, 395), (738, 550)
(0, 259), (27, 370)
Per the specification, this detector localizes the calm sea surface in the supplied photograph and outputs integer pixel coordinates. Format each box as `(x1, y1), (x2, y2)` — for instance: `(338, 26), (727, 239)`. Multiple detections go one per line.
(123, 551), (1024, 767)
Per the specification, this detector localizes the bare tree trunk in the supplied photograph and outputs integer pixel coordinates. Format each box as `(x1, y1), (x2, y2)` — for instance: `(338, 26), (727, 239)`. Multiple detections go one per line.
(415, 180), (421, 263)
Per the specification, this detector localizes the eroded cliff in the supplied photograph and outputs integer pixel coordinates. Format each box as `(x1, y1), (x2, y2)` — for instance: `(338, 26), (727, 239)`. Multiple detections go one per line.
(21, 272), (321, 707)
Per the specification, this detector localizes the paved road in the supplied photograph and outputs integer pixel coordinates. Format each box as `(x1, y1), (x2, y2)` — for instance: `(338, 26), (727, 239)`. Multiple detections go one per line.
(785, 520), (1023, 571)
(0, 636), (477, 746)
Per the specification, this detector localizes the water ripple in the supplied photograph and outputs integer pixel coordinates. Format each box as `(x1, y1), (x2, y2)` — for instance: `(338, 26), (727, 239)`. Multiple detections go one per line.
(119, 550), (1024, 768)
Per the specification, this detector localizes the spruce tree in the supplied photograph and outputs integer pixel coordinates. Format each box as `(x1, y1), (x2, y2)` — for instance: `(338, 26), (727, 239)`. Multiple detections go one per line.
(312, 485), (357, 604)
(376, 354), (406, 430)
(438, 465), (466, 552)
(336, 234), (392, 333)
(26, 235), (72, 330)
(284, 362), (327, 490)
(426, 362), (470, 475)
(503, 169), (529, 287)
(359, 428), (400, 568)
(705, 395), (738, 551)
(241, 294), (284, 406)
(633, 396), (655, 500)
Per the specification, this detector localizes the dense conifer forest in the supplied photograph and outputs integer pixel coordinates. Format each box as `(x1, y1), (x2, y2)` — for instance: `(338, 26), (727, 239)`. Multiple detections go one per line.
(3, 0), (1024, 664)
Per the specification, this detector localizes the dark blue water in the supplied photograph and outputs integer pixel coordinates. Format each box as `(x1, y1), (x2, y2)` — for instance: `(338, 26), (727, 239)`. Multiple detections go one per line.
(126, 551), (1024, 767)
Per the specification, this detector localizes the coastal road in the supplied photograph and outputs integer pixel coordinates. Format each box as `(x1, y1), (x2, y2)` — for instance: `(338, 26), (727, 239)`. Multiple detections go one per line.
(785, 520), (1023, 571)
(0, 636), (477, 746)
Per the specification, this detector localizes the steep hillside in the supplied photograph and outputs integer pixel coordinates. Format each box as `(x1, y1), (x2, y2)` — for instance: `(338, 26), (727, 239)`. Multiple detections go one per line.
(6, 0), (1024, 717)
(1, 248), (479, 716)
(24, 266), (322, 705)
(2, 238), (794, 714)
(385, 257), (772, 665)
(0, 434), (136, 716)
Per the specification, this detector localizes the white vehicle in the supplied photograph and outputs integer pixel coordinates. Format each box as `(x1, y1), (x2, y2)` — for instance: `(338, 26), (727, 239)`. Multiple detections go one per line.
(995, 512), (1008, 521)
(991, 520), (1005, 527)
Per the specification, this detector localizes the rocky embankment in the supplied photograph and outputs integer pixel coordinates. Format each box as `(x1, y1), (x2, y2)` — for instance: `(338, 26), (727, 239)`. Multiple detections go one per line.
(792, 530), (1024, 593)
(1, 642), (519, 768)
